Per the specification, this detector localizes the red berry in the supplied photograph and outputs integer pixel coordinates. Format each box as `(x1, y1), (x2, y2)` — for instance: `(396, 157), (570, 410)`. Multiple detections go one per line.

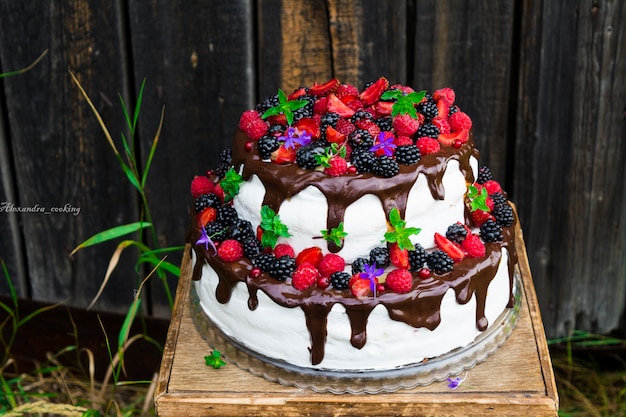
(385, 269), (413, 293)
(324, 155), (348, 176)
(292, 262), (320, 291)
(393, 113), (420, 137)
(190, 175), (214, 198)
(217, 239), (244, 262)
(461, 233), (486, 258)
(415, 137), (441, 155)
(274, 243), (295, 258)
(318, 253), (346, 277)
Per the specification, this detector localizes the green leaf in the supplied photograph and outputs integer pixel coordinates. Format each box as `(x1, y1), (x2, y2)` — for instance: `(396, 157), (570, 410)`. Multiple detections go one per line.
(205, 350), (227, 369)
(70, 222), (152, 255)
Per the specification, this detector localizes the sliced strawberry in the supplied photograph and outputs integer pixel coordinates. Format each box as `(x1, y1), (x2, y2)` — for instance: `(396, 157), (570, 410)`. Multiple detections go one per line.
(327, 94), (356, 117)
(434, 232), (465, 263)
(288, 87), (307, 100)
(294, 117), (321, 139)
(296, 246), (324, 267)
(325, 125), (347, 144)
(389, 243), (410, 269)
(309, 78), (341, 97)
(359, 76), (389, 106)
(271, 145), (296, 164)
(438, 128), (469, 147)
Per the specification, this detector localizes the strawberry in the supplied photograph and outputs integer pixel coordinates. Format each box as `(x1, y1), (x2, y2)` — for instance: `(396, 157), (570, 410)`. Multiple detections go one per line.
(274, 243), (295, 258)
(197, 207), (217, 227)
(393, 113), (420, 137)
(294, 118), (320, 139)
(449, 111), (473, 132)
(461, 233), (486, 258)
(190, 175), (214, 197)
(438, 128), (469, 147)
(482, 180), (503, 195)
(327, 94), (356, 117)
(271, 145), (296, 164)
(415, 137), (441, 155)
(318, 253), (346, 277)
(324, 125), (346, 144)
(349, 275), (376, 298)
(433, 87), (455, 105)
(324, 155), (348, 176)
(309, 78), (341, 97)
(217, 239), (244, 262)
(434, 232), (465, 263)
(295, 246), (324, 267)
(389, 243), (410, 269)
(291, 262), (320, 291)
(385, 269), (413, 293)
(359, 76), (389, 106)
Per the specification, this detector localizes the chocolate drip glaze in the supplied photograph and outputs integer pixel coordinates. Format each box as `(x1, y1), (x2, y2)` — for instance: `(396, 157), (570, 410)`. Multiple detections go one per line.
(190, 130), (518, 366)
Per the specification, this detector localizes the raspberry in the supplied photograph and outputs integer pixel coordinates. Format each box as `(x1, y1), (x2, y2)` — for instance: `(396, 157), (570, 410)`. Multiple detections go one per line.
(217, 239), (244, 262)
(433, 87), (456, 105)
(291, 262), (320, 291)
(324, 155), (348, 176)
(318, 253), (346, 277)
(239, 110), (269, 140)
(393, 113), (419, 137)
(385, 269), (413, 293)
(449, 111), (473, 132)
(190, 175), (214, 198)
(461, 233), (486, 258)
(274, 243), (295, 258)
(415, 137), (441, 155)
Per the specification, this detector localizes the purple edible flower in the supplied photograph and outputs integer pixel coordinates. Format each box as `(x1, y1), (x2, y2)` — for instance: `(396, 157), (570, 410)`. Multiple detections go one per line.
(369, 132), (396, 156)
(279, 127), (312, 150)
(359, 263), (384, 298)
(196, 227), (217, 254)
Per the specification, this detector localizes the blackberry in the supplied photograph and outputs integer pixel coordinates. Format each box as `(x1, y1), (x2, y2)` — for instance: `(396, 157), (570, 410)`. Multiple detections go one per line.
(351, 257), (369, 274)
(296, 144), (325, 169)
(195, 193), (221, 213)
(493, 203), (514, 227)
(395, 145), (421, 165)
(348, 129), (374, 149)
(416, 123), (440, 139)
(292, 94), (314, 122)
(375, 116), (393, 131)
(228, 218), (254, 242)
(241, 236), (263, 258)
(446, 223), (468, 244)
(217, 204), (238, 225)
(351, 109), (373, 124)
(369, 247), (390, 268)
(372, 155), (400, 178)
(480, 219), (504, 242)
(477, 166), (493, 184)
(320, 112), (340, 129)
(351, 148), (376, 173)
(427, 250), (454, 274)
(491, 192), (507, 207)
(408, 244), (428, 271)
(416, 100), (439, 119)
(204, 221), (228, 242)
(257, 135), (280, 159)
(252, 253), (276, 272)
(330, 271), (351, 290)
(267, 255), (296, 281)
(256, 94), (280, 114)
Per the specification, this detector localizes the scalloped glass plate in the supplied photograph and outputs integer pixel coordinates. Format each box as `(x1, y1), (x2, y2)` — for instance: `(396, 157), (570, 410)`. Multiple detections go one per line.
(190, 267), (522, 394)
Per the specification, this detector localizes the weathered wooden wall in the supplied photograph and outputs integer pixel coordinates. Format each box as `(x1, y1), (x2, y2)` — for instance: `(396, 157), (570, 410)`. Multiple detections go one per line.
(0, 0), (624, 338)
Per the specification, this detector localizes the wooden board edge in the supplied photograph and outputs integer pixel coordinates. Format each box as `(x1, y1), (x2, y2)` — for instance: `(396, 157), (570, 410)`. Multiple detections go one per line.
(155, 244), (193, 407)
(515, 219), (559, 410)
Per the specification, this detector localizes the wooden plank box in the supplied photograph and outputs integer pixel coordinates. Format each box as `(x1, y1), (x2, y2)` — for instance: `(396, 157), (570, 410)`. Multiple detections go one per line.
(155, 223), (559, 416)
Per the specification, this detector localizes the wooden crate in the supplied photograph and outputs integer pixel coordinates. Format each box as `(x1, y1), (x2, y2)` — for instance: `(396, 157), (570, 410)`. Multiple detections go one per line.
(155, 223), (559, 416)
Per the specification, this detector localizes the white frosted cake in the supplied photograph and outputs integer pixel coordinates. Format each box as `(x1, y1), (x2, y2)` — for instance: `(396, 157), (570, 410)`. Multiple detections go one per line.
(188, 77), (518, 377)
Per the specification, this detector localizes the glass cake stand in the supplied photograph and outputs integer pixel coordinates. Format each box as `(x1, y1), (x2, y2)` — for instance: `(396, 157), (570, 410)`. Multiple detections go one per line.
(190, 268), (522, 394)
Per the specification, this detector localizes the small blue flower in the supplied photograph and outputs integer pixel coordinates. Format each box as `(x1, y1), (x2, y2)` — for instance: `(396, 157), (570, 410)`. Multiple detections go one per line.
(359, 263), (384, 298)
(369, 132), (396, 156)
(279, 127), (312, 150)
(196, 227), (217, 254)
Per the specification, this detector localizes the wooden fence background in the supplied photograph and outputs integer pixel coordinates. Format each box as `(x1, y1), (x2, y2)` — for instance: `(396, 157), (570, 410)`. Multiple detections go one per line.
(0, 0), (624, 338)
